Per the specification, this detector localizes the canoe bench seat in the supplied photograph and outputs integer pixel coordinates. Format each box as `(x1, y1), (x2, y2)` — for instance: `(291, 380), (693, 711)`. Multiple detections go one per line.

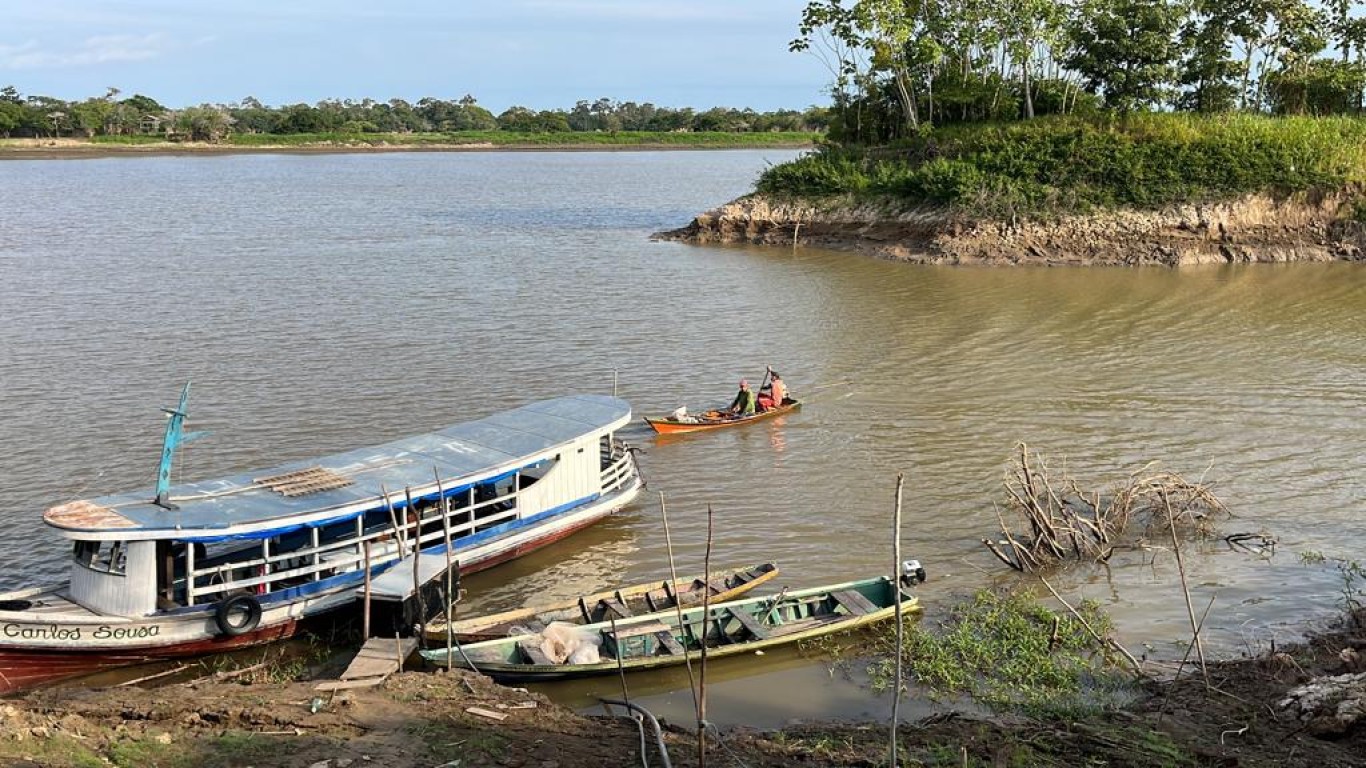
(729, 608), (770, 640)
(579, 596), (634, 623)
(828, 589), (878, 617)
(601, 622), (683, 657)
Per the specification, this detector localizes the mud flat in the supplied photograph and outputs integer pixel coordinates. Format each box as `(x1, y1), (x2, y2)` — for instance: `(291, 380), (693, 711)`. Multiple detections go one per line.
(656, 191), (1366, 267)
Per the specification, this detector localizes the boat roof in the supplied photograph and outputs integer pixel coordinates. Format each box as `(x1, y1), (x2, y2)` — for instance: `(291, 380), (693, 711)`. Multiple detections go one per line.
(44, 395), (631, 537)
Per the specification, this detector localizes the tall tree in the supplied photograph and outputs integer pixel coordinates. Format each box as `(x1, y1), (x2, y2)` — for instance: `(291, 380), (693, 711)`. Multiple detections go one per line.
(1066, 0), (1184, 113)
(1178, 0), (1247, 112)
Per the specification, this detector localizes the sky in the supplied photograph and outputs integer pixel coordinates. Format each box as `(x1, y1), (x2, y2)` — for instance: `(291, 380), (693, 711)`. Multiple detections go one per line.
(0, 1), (835, 112)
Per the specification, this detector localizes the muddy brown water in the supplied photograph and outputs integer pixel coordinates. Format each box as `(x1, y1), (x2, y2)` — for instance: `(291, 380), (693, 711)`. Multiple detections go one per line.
(2, 150), (1365, 725)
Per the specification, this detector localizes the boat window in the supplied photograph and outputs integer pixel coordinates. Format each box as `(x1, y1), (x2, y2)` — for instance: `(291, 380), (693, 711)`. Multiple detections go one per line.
(72, 540), (127, 576)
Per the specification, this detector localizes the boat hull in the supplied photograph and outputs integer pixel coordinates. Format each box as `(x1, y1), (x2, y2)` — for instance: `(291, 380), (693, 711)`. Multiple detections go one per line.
(644, 400), (802, 435)
(0, 618), (303, 693)
(422, 576), (918, 682)
(0, 478), (642, 694)
(427, 562), (779, 643)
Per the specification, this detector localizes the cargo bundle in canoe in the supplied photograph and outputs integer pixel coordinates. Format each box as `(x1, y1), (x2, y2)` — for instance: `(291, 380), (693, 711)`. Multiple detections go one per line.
(644, 398), (802, 435)
(426, 562), (779, 643)
(420, 575), (919, 681)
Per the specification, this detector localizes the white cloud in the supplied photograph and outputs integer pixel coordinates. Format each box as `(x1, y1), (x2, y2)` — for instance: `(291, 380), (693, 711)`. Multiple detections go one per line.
(0, 33), (166, 70)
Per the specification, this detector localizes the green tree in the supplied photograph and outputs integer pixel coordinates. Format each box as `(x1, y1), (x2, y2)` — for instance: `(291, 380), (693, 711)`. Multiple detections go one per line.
(1066, 0), (1184, 113)
(997, 0), (1064, 118)
(0, 100), (20, 137)
(793, 0), (871, 137)
(856, 0), (923, 130)
(173, 105), (233, 141)
(1178, 1), (1246, 112)
(69, 96), (114, 137)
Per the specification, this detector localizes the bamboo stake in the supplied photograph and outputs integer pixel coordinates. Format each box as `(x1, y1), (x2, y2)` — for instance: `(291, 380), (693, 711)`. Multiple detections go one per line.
(1040, 577), (1143, 675)
(1157, 593), (1218, 723)
(698, 504), (714, 768)
(362, 540), (372, 639)
(436, 469), (454, 658)
(889, 473), (905, 768)
(1164, 490), (1208, 686)
(658, 492), (699, 714)
(610, 616), (630, 707)
(405, 486), (423, 634)
(381, 484), (406, 554)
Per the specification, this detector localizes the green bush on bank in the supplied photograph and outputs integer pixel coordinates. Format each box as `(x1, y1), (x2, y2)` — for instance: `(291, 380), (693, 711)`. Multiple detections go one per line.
(757, 114), (1366, 218)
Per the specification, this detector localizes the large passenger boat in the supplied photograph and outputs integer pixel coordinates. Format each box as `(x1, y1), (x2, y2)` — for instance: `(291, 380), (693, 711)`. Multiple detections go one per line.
(0, 388), (642, 693)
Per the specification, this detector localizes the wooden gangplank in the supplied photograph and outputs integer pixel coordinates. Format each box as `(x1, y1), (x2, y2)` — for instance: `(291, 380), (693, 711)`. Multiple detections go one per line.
(314, 636), (419, 691)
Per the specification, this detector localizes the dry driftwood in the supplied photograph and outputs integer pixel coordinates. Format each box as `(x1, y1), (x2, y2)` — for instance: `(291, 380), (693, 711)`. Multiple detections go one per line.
(983, 443), (1231, 573)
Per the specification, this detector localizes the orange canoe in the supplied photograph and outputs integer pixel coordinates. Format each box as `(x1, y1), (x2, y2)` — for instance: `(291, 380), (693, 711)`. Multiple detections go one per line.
(644, 398), (802, 434)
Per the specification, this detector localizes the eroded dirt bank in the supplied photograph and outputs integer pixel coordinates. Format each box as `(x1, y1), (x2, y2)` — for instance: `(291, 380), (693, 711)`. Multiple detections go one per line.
(1, 613), (1364, 768)
(655, 192), (1366, 266)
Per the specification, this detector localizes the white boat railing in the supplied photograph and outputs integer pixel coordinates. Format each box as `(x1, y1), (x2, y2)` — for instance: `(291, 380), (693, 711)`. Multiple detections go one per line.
(600, 439), (635, 494)
(179, 437), (638, 607)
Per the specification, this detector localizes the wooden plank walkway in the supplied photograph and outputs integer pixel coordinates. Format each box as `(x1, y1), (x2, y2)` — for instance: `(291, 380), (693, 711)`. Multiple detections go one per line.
(314, 636), (418, 691)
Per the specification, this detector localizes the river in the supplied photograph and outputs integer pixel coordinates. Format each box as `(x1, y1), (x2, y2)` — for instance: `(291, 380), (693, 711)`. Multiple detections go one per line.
(1, 149), (1364, 724)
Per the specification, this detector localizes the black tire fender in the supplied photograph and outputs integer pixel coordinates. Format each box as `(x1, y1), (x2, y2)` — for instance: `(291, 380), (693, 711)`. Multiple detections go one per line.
(214, 593), (262, 637)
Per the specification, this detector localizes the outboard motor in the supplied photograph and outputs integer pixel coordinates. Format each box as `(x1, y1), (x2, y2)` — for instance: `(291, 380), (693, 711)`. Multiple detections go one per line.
(901, 559), (927, 587)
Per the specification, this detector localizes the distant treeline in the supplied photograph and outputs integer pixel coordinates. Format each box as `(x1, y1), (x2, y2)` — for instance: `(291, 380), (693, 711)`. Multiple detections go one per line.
(793, 0), (1366, 143)
(0, 87), (830, 142)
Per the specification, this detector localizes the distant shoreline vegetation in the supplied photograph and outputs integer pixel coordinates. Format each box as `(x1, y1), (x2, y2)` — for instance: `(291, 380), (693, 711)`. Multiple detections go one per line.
(0, 87), (828, 144)
(87, 130), (818, 149)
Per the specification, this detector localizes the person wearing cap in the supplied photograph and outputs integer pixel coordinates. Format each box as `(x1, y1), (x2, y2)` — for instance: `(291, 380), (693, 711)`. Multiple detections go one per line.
(726, 378), (756, 416)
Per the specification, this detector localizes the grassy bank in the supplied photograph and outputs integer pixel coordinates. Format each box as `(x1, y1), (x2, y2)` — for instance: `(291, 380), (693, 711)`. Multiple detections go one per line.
(78, 130), (819, 149)
(756, 114), (1366, 218)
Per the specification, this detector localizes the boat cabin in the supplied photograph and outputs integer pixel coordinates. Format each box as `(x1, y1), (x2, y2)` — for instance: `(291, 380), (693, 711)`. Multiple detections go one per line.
(41, 395), (639, 619)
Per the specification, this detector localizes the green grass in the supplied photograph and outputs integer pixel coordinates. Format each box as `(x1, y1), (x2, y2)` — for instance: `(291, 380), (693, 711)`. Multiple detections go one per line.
(868, 589), (1134, 717)
(89, 134), (169, 145)
(757, 114), (1366, 219)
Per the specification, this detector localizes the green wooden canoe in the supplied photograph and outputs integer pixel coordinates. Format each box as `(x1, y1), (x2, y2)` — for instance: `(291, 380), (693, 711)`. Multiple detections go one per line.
(420, 575), (919, 681)
(424, 562), (779, 643)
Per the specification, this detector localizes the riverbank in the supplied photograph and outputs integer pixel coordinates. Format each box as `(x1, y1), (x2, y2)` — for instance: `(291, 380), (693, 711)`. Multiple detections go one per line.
(657, 114), (1366, 266)
(654, 189), (1366, 266)
(2, 609), (1362, 767)
(0, 132), (816, 160)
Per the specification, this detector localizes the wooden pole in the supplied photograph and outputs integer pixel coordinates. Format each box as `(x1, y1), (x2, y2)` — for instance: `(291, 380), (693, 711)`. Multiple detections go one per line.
(1164, 490), (1208, 685)
(610, 616), (630, 707)
(405, 486), (422, 634)
(381, 484), (405, 554)
(437, 469), (454, 661)
(890, 472), (905, 768)
(362, 540), (372, 640)
(698, 503), (715, 768)
(658, 492), (699, 712)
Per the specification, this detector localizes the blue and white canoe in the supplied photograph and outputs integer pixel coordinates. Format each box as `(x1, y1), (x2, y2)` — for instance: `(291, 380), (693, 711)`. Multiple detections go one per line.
(0, 391), (641, 693)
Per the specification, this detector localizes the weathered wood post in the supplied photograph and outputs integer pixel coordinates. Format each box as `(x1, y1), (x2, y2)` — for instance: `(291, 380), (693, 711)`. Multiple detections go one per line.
(890, 472), (905, 768)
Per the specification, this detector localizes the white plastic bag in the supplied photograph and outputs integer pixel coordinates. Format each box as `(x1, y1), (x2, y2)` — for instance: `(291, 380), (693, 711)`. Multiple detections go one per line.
(567, 643), (601, 664)
(540, 621), (600, 664)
